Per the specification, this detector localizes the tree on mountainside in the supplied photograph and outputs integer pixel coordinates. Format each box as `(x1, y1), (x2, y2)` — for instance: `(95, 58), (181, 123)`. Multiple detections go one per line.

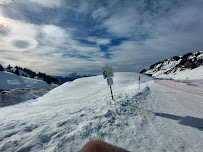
(14, 69), (20, 75)
(2, 64), (59, 84)
(0, 64), (4, 71)
(22, 68), (36, 78)
(172, 56), (180, 61)
(140, 69), (146, 73)
(7, 64), (11, 70)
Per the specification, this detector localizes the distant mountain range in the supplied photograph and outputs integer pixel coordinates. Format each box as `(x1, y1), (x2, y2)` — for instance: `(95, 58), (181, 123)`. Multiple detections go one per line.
(56, 73), (96, 84)
(141, 51), (203, 80)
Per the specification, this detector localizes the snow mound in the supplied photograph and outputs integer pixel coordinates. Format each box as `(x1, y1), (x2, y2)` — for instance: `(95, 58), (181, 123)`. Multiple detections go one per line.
(0, 71), (51, 91)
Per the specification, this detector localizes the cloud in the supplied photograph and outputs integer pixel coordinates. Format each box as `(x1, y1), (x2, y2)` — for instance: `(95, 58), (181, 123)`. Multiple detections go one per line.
(28, 0), (61, 8)
(40, 24), (69, 46)
(0, 17), (38, 51)
(103, 10), (139, 38)
(0, 0), (203, 75)
(87, 37), (111, 45)
(37, 25), (106, 59)
(12, 40), (31, 49)
(94, 0), (179, 38)
(0, 15), (107, 74)
(0, 0), (12, 5)
(96, 0), (203, 66)
(0, 24), (10, 36)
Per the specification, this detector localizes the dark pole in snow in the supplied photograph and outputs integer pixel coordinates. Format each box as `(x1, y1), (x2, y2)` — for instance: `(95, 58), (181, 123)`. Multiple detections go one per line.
(110, 85), (114, 100)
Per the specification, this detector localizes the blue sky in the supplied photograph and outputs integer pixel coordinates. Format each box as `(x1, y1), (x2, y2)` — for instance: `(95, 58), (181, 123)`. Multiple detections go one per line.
(0, 0), (203, 75)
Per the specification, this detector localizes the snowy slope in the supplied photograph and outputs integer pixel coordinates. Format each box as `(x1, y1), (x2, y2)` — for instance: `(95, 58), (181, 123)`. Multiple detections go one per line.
(154, 66), (203, 80)
(5, 68), (30, 77)
(144, 51), (203, 80)
(145, 59), (180, 77)
(0, 73), (202, 152)
(0, 71), (51, 91)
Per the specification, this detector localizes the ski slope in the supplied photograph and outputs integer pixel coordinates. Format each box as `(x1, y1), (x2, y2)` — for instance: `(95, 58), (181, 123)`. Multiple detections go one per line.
(0, 73), (202, 152)
(0, 71), (51, 91)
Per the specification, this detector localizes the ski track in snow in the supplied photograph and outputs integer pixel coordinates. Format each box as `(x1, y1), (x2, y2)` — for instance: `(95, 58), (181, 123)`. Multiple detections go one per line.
(0, 72), (202, 152)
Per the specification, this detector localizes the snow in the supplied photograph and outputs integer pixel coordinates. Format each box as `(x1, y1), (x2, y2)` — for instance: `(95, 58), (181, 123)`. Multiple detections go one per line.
(145, 62), (203, 80)
(0, 72), (202, 152)
(197, 53), (203, 60)
(145, 59), (181, 77)
(155, 66), (203, 80)
(0, 71), (51, 91)
(0, 88), (51, 107)
(5, 68), (30, 77)
(145, 51), (203, 80)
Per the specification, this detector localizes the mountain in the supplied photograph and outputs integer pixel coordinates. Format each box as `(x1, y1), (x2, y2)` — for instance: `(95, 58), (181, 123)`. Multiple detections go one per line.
(3, 65), (95, 85)
(141, 51), (203, 80)
(56, 72), (96, 84)
(0, 72), (202, 151)
(4, 65), (58, 84)
(0, 71), (52, 91)
(0, 71), (54, 107)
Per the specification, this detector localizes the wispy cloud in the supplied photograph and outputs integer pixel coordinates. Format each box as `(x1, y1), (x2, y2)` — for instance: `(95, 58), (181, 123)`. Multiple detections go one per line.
(28, 0), (62, 8)
(0, 0), (12, 5)
(87, 37), (111, 45)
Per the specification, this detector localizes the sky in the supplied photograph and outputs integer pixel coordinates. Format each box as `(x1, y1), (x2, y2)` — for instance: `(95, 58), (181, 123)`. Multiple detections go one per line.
(0, 0), (203, 75)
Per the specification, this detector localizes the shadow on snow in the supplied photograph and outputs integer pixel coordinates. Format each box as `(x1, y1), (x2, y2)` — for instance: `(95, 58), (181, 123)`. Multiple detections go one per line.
(155, 112), (203, 131)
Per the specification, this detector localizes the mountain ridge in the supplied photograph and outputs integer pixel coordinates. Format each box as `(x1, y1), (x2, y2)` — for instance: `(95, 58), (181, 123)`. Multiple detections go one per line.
(141, 51), (203, 80)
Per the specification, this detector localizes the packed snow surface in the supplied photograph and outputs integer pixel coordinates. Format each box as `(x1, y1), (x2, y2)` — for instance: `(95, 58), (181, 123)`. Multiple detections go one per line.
(0, 72), (202, 152)
(0, 71), (51, 90)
